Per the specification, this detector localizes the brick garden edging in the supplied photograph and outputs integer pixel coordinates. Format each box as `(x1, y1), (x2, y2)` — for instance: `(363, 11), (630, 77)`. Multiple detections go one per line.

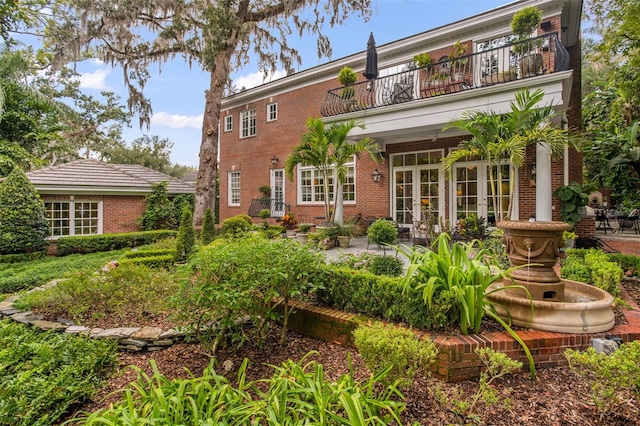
(284, 287), (640, 382)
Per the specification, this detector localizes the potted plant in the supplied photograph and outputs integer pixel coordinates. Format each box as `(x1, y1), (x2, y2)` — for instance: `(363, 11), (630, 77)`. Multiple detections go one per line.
(336, 224), (354, 248)
(367, 219), (397, 252)
(553, 182), (589, 228)
(511, 6), (543, 77)
(258, 185), (271, 199)
(338, 66), (358, 100)
(296, 223), (312, 244)
(413, 52), (432, 69)
(562, 230), (577, 249)
(449, 40), (468, 82)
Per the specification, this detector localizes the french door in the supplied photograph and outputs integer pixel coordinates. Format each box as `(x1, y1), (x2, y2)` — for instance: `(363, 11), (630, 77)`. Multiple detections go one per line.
(270, 169), (285, 217)
(393, 165), (444, 228)
(451, 162), (514, 225)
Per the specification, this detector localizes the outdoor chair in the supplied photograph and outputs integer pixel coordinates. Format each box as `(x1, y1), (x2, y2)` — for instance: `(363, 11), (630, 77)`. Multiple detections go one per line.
(595, 209), (613, 234)
(618, 209), (640, 234)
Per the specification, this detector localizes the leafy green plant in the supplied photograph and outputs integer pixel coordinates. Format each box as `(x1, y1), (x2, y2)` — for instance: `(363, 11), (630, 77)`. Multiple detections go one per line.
(338, 66), (358, 99)
(298, 223), (312, 233)
(565, 341), (640, 416)
(220, 215), (254, 238)
(367, 219), (398, 247)
(354, 322), (438, 389)
(0, 320), (117, 426)
(562, 249), (623, 297)
(553, 182), (589, 226)
(175, 206), (195, 262)
(456, 214), (487, 241)
(68, 353), (405, 425)
(400, 233), (536, 377)
(259, 208), (271, 220)
(510, 6), (542, 56)
(413, 52), (432, 68)
(0, 167), (49, 255)
(200, 207), (216, 245)
(56, 230), (177, 256)
(137, 181), (176, 230)
(369, 255), (404, 277)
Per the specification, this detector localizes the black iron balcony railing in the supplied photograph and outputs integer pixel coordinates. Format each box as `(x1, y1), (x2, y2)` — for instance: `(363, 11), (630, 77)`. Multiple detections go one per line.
(248, 198), (290, 218)
(320, 32), (570, 117)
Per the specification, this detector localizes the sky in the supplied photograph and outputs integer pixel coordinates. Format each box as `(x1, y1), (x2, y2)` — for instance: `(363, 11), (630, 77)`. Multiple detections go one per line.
(73, 0), (513, 167)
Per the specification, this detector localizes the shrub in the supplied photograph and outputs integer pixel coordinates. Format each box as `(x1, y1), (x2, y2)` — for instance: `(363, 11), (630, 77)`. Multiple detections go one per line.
(608, 253), (640, 276)
(121, 248), (176, 259)
(68, 354), (405, 425)
(258, 208), (271, 220)
(0, 167), (49, 255)
(354, 322), (438, 389)
(220, 215), (253, 238)
(565, 341), (640, 417)
(562, 249), (623, 297)
(561, 255), (592, 283)
(175, 206), (195, 262)
(369, 255), (404, 277)
(0, 250), (47, 264)
(56, 230), (177, 255)
(456, 214), (487, 241)
(367, 219), (397, 247)
(201, 207), (216, 245)
(171, 193), (194, 226)
(137, 181), (176, 230)
(330, 250), (378, 271)
(174, 237), (324, 352)
(0, 320), (117, 426)
(118, 254), (174, 269)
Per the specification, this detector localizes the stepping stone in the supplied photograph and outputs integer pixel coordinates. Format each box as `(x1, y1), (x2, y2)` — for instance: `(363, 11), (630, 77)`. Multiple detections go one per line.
(132, 326), (162, 340)
(30, 320), (68, 331)
(11, 311), (42, 324)
(93, 327), (141, 339)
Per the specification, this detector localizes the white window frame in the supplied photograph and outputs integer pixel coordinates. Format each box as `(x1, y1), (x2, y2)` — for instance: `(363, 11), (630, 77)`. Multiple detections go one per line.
(228, 171), (241, 206)
(267, 102), (277, 122)
(224, 115), (233, 132)
(240, 109), (256, 138)
(44, 200), (103, 238)
(297, 157), (356, 205)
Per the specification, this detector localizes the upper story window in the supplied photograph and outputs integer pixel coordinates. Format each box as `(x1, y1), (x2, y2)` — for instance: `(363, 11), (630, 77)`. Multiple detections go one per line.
(224, 115), (233, 132)
(229, 171), (241, 206)
(240, 109), (256, 138)
(44, 200), (102, 238)
(267, 103), (277, 122)
(298, 157), (356, 204)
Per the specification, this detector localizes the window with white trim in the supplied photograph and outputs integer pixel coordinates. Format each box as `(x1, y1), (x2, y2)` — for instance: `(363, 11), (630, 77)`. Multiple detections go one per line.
(224, 115), (233, 132)
(44, 200), (102, 237)
(298, 158), (356, 204)
(240, 109), (256, 138)
(229, 171), (241, 205)
(267, 103), (277, 122)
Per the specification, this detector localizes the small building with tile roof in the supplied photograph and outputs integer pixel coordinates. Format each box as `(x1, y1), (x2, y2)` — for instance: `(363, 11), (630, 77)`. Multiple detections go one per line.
(25, 159), (195, 239)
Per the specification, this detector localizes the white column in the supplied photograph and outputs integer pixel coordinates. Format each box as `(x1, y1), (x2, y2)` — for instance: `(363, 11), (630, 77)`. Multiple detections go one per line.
(536, 142), (553, 221)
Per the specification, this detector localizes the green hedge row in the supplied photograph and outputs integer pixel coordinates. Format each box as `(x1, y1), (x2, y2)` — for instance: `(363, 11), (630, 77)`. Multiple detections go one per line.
(56, 230), (177, 256)
(566, 249), (640, 275)
(315, 266), (451, 330)
(0, 250), (47, 264)
(562, 249), (624, 297)
(122, 248), (177, 259)
(118, 254), (175, 269)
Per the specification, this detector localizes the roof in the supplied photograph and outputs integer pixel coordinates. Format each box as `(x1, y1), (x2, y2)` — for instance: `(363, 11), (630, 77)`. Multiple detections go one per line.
(25, 159), (195, 195)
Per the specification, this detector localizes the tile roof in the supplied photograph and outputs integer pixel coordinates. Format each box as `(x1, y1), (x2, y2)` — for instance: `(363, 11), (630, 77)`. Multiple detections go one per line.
(25, 159), (195, 195)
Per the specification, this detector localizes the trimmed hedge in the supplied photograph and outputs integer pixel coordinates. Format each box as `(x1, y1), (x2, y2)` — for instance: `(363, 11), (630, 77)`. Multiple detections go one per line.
(562, 249), (624, 297)
(118, 254), (175, 269)
(0, 250), (47, 264)
(122, 249), (177, 259)
(315, 266), (452, 330)
(56, 230), (177, 256)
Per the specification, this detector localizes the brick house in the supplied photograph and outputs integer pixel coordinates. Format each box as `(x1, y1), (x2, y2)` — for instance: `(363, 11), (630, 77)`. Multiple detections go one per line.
(219, 0), (591, 234)
(25, 159), (195, 238)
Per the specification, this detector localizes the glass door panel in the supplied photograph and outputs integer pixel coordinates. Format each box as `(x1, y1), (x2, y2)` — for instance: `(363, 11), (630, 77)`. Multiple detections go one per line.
(394, 169), (414, 225)
(270, 169), (285, 217)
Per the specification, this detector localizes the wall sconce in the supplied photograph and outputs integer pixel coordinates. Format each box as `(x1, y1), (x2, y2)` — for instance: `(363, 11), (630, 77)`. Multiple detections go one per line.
(371, 168), (382, 183)
(271, 155), (279, 165)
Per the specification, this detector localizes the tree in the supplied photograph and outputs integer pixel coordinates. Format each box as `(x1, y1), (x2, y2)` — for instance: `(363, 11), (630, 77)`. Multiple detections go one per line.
(443, 89), (572, 221)
(137, 182), (176, 231)
(0, 167), (49, 254)
(105, 135), (174, 174)
(175, 205), (195, 262)
(201, 207), (216, 245)
(45, 0), (373, 225)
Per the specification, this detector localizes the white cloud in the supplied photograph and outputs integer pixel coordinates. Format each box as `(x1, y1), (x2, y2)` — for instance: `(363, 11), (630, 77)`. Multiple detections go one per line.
(234, 69), (287, 90)
(78, 69), (110, 90)
(151, 112), (204, 129)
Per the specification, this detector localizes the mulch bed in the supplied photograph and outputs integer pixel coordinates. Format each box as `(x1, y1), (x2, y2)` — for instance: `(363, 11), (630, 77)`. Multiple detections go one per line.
(64, 279), (640, 425)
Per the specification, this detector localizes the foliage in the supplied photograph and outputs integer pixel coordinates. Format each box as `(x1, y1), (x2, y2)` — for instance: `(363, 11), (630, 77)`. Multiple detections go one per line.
(137, 182), (176, 231)
(413, 52), (432, 68)
(171, 193), (195, 227)
(443, 88), (572, 221)
(17, 263), (179, 326)
(0, 250), (47, 265)
(55, 230), (177, 256)
(561, 249), (623, 297)
(259, 185), (271, 198)
(281, 211), (297, 229)
(259, 208), (271, 220)
(220, 215), (254, 238)
(104, 135), (175, 175)
(316, 266), (454, 330)
(560, 255), (592, 283)
(456, 214), (487, 241)
(118, 254), (175, 269)
(0, 250), (125, 294)
(0, 320), (117, 426)
(354, 322), (438, 389)
(367, 219), (398, 247)
(330, 250), (379, 271)
(369, 255), (404, 277)
(565, 341), (640, 416)
(449, 40), (468, 66)
(200, 207), (216, 245)
(298, 223), (312, 233)
(174, 237), (324, 353)
(553, 182), (589, 226)
(400, 233), (535, 377)
(479, 232), (510, 270)
(0, 167), (49, 255)
(67, 353), (405, 425)
(510, 6), (542, 56)
(175, 206), (195, 262)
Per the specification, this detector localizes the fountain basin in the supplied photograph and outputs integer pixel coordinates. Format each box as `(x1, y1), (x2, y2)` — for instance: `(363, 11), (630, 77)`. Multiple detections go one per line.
(487, 279), (615, 334)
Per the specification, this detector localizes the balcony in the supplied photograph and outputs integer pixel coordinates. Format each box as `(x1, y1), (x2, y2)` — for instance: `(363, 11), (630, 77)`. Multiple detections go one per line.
(320, 33), (570, 118)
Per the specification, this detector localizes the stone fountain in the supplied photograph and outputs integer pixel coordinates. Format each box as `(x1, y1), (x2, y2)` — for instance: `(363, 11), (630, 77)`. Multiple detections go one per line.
(487, 220), (615, 334)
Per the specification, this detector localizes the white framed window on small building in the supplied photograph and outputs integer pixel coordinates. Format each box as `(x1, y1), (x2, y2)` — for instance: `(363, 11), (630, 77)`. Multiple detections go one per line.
(240, 109), (256, 138)
(297, 157), (356, 204)
(229, 171), (241, 205)
(224, 115), (233, 132)
(267, 102), (277, 122)
(44, 200), (103, 237)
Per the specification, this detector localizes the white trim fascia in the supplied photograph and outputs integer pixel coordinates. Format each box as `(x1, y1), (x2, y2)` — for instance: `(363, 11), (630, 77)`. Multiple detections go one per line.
(222, 0), (580, 110)
(35, 186), (195, 196)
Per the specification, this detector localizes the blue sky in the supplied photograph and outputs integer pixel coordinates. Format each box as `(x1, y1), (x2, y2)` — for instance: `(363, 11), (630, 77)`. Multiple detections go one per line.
(74, 0), (513, 167)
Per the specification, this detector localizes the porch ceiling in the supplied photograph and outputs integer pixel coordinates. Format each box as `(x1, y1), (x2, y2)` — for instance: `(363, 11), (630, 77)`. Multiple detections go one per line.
(336, 71), (573, 147)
